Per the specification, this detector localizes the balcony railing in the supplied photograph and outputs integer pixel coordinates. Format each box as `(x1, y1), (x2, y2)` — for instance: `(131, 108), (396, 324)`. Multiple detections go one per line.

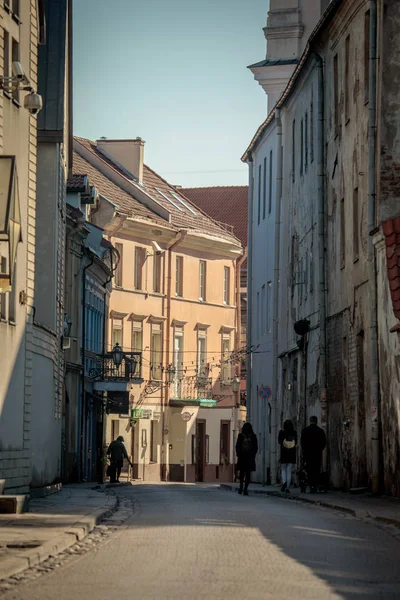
(89, 352), (142, 382)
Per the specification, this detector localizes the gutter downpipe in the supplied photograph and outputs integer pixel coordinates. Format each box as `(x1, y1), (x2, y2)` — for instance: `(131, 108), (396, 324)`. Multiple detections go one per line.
(368, 0), (379, 494)
(80, 250), (94, 482)
(314, 52), (328, 469)
(246, 158), (254, 424)
(235, 249), (247, 461)
(271, 109), (283, 485)
(162, 230), (188, 481)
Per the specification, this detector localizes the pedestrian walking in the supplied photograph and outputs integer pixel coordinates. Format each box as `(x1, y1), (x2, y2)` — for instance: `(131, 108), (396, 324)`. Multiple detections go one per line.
(301, 416), (327, 493)
(278, 419), (297, 493)
(235, 422), (258, 496)
(107, 435), (132, 483)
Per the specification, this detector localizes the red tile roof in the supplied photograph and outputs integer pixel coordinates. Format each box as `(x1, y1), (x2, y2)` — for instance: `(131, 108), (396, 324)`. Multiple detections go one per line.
(73, 137), (241, 246)
(383, 217), (400, 331)
(180, 186), (248, 247)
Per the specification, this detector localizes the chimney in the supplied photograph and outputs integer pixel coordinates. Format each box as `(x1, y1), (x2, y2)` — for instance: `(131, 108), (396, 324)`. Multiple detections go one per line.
(96, 137), (145, 184)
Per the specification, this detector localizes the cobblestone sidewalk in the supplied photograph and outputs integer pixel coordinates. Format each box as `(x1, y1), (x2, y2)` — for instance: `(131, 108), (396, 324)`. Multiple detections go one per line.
(221, 483), (400, 527)
(0, 484), (118, 581)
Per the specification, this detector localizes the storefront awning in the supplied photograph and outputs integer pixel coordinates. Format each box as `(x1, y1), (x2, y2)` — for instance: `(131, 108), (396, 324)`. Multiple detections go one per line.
(0, 157), (21, 292)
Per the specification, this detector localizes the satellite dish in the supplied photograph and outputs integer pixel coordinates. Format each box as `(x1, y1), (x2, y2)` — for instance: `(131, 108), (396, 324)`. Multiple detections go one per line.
(294, 319), (310, 337)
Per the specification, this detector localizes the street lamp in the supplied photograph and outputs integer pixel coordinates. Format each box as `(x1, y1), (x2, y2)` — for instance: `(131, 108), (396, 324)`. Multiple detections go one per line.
(112, 343), (123, 367)
(166, 365), (176, 384)
(232, 376), (240, 394)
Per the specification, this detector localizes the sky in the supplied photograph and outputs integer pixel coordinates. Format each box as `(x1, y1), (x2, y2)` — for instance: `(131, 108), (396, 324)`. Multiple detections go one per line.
(73, 0), (268, 188)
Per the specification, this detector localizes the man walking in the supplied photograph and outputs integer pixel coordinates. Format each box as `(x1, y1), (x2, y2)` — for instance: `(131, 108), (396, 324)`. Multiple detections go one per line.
(301, 416), (326, 493)
(107, 435), (132, 483)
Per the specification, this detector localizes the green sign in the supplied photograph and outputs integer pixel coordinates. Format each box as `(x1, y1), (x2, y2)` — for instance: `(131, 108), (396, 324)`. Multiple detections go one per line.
(131, 408), (144, 419)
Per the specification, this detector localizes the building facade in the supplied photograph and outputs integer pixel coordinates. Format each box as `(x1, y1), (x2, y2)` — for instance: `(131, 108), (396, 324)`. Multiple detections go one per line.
(72, 137), (243, 483)
(244, 0), (400, 495)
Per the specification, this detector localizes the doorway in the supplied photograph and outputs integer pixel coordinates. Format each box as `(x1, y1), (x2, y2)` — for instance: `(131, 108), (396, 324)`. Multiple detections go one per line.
(195, 419), (206, 482)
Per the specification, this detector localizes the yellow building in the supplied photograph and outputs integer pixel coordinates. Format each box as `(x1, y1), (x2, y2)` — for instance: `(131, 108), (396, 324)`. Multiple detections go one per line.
(73, 136), (243, 483)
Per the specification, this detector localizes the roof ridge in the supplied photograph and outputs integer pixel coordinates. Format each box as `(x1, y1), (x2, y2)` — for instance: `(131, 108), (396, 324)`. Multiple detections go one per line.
(181, 185), (248, 190)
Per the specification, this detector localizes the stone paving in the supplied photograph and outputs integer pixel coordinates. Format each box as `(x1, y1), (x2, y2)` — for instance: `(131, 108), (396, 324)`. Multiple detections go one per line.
(0, 484), (117, 581)
(2, 483), (400, 600)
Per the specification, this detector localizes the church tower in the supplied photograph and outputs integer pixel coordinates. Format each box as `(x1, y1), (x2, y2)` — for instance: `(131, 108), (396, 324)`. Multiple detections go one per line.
(249, 0), (329, 112)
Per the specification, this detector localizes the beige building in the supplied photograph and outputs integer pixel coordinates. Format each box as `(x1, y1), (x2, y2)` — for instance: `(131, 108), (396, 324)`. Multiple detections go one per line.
(73, 137), (243, 483)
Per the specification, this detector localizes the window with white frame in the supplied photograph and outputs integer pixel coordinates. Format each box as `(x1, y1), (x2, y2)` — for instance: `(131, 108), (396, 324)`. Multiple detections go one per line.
(221, 334), (231, 384)
(131, 320), (143, 353)
(199, 260), (206, 301)
(150, 323), (162, 380)
(197, 329), (208, 379)
(153, 253), (162, 293)
(175, 256), (183, 297)
(173, 327), (184, 398)
(112, 318), (123, 348)
(223, 266), (230, 305)
(134, 246), (145, 290)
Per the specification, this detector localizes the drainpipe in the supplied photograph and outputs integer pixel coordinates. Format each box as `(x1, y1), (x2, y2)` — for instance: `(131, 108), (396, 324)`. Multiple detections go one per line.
(80, 250), (94, 481)
(271, 109), (283, 485)
(161, 230), (188, 481)
(368, 0), (379, 494)
(235, 249), (247, 465)
(246, 158), (254, 424)
(313, 52), (328, 469)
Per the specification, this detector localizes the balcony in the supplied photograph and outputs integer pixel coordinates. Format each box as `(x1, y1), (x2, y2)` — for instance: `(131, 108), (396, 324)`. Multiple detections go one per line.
(90, 350), (143, 392)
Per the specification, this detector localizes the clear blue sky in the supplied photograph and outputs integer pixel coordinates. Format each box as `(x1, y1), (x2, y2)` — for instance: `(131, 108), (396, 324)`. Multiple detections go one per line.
(73, 0), (268, 187)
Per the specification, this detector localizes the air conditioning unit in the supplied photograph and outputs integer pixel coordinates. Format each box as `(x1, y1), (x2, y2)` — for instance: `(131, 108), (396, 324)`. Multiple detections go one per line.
(62, 337), (71, 350)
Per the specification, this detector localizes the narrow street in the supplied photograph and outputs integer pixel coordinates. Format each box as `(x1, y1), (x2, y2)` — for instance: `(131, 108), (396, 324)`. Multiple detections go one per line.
(3, 484), (400, 600)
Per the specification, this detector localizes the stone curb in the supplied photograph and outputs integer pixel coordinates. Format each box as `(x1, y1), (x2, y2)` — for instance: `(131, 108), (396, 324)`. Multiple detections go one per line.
(220, 484), (400, 527)
(0, 498), (117, 581)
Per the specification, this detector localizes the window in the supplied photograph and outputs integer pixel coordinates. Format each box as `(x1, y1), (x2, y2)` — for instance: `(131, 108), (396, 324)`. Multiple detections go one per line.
(340, 196), (345, 268)
(8, 271), (16, 323)
(3, 31), (10, 94)
(197, 330), (207, 377)
(268, 150), (273, 214)
(334, 54), (339, 136)
(305, 113), (308, 171)
(205, 434), (210, 464)
(263, 157), (267, 220)
(134, 247), (145, 290)
(292, 120), (296, 182)
(345, 36), (350, 122)
(114, 243), (123, 287)
(256, 291), (260, 332)
(257, 164), (261, 224)
(310, 246), (314, 294)
(173, 327), (183, 398)
(155, 188), (184, 212)
(199, 260), (206, 301)
(175, 256), (183, 297)
(153, 253), (161, 293)
(12, 0), (20, 20)
(112, 318), (123, 348)
(131, 320), (143, 353)
(353, 187), (359, 261)
(220, 420), (230, 465)
(11, 39), (19, 103)
(267, 281), (272, 333)
(310, 93), (314, 163)
(150, 420), (157, 462)
(364, 11), (370, 103)
(0, 255), (7, 320)
(221, 334), (231, 383)
(300, 119), (304, 176)
(223, 266), (230, 305)
(170, 191), (197, 215)
(150, 323), (162, 380)
(261, 284), (266, 334)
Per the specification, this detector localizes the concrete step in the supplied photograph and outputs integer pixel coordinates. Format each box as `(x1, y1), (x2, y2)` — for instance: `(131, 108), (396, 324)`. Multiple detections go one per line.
(0, 495), (29, 514)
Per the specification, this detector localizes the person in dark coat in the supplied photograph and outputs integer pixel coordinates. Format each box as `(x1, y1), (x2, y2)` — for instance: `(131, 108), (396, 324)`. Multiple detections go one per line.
(107, 435), (132, 483)
(278, 419), (297, 493)
(235, 422), (258, 495)
(301, 416), (327, 493)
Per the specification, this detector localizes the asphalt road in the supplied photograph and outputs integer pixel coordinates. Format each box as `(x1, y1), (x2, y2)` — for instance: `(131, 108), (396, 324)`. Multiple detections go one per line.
(4, 484), (400, 600)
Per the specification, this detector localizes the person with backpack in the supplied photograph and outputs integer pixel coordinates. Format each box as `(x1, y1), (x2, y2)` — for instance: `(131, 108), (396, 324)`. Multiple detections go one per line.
(235, 422), (258, 495)
(278, 419), (297, 493)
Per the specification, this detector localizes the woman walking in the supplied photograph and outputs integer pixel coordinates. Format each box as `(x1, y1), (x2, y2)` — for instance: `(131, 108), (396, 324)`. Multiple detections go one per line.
(278, 419), (297, 493)
(236, 422), (258, 495)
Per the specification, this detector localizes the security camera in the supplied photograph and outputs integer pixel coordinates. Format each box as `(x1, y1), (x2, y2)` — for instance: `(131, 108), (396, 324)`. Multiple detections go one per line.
(12, 61), (30, 86)
(24, 91), (42, 115)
